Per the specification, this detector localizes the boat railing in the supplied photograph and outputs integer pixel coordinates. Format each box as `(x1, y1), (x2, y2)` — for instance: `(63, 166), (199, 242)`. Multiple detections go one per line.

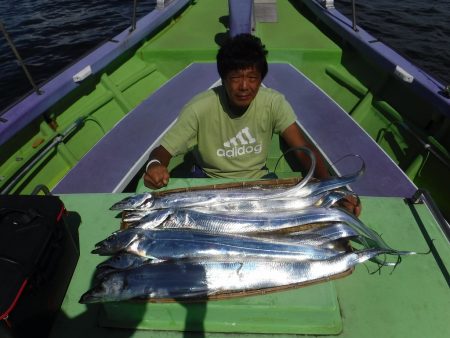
(130, 0), (138, 32)
(350, 0), (358, 31)
(320, 0), (358, 31)
(1, 0), (170, 108)
(377, 118), (450, 172)
(410, 189), (450, 242)
(0, 21), (42, 96)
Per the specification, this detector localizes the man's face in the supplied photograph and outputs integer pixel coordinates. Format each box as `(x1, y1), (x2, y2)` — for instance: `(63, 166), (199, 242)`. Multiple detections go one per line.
(223, 67), (262, 111)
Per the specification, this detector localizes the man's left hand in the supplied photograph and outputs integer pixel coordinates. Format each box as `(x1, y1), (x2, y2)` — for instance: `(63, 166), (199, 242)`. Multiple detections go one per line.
(337, 195), (362, 217)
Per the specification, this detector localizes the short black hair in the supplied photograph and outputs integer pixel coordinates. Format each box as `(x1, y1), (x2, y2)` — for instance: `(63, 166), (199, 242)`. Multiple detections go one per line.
(217, 34), (268, 80)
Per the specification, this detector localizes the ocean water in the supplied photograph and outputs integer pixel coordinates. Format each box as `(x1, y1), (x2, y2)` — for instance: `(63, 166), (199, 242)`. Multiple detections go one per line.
(0, 0), (156, 111)
(335, 0), (450, 87)
(0, 0), (449, 112)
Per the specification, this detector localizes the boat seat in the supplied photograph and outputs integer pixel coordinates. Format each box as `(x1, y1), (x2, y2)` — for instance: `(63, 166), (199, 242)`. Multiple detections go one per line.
(264, 63), (417, 197)
(53, 63), (220, 193)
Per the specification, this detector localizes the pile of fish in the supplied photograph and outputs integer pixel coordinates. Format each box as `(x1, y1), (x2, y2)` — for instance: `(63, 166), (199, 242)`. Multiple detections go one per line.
(80, 154), (414, 304)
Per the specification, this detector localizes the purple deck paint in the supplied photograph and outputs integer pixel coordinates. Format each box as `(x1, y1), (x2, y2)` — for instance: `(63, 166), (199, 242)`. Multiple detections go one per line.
(265, 63), (416, 197)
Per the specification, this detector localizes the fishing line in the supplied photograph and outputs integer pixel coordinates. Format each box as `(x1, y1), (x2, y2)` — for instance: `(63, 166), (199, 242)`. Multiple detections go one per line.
(330, 153), (366, 178)
(388, 255), (403, 275)
(273, 146), (316, 181)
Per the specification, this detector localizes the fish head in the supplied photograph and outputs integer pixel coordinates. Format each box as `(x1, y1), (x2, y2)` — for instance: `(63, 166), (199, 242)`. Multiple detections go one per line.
(79, 274), (125, 304)
(92, 230), (140, 255)
(97, 252), (139, 269)
(79, 284), (111, 303)
(109, 193), (154, 210)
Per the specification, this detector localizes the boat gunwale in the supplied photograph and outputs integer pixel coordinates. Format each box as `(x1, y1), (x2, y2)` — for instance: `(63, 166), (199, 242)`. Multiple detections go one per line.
(302, 0), (450, 116)
(0, 0), (192, 147)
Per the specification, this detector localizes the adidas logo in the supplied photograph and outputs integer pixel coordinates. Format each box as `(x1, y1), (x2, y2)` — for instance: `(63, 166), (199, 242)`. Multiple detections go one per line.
(216, 127), (262, 158)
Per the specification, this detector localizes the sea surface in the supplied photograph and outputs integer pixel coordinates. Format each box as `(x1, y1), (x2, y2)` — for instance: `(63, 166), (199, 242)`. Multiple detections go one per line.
(0, 0), (449, 112)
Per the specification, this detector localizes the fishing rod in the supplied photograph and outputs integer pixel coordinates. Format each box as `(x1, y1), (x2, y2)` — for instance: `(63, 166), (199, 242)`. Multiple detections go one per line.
(0, 117), (88, 195)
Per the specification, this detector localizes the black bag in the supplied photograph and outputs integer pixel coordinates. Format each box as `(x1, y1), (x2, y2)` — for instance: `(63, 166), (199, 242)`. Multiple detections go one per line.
(0, 195), (79, 338)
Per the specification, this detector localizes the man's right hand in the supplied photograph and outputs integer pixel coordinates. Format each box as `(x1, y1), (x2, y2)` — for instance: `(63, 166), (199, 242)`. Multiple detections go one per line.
(143, 162), (170, 189)
(143, 145), (173, 189)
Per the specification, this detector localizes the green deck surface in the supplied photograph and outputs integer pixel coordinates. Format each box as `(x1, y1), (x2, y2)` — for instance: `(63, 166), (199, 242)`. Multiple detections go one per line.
(49, 179), (450, 338)
(100, 284), (341, 335)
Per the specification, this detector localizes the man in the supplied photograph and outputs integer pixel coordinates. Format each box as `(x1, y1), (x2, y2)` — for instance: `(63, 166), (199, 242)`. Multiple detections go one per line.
(143, 34), (360, 215)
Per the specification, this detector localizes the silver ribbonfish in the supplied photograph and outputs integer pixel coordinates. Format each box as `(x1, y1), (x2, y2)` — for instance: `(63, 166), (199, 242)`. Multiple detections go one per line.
(119, 229), (344, 262)
(79, 247), (395, 303)
(110, 153), (364, 212)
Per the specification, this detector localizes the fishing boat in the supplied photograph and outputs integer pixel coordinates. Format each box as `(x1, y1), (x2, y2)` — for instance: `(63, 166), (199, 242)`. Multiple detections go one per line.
(1, 0), (449, 337)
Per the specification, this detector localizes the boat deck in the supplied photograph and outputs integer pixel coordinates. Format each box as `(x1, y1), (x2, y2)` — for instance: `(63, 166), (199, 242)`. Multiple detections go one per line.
(49, 182), (450, 337)
(53, 63), (416, 197)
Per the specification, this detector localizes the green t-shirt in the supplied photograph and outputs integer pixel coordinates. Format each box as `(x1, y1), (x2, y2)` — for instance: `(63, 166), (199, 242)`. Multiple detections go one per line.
(161, 85), (297, 178)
